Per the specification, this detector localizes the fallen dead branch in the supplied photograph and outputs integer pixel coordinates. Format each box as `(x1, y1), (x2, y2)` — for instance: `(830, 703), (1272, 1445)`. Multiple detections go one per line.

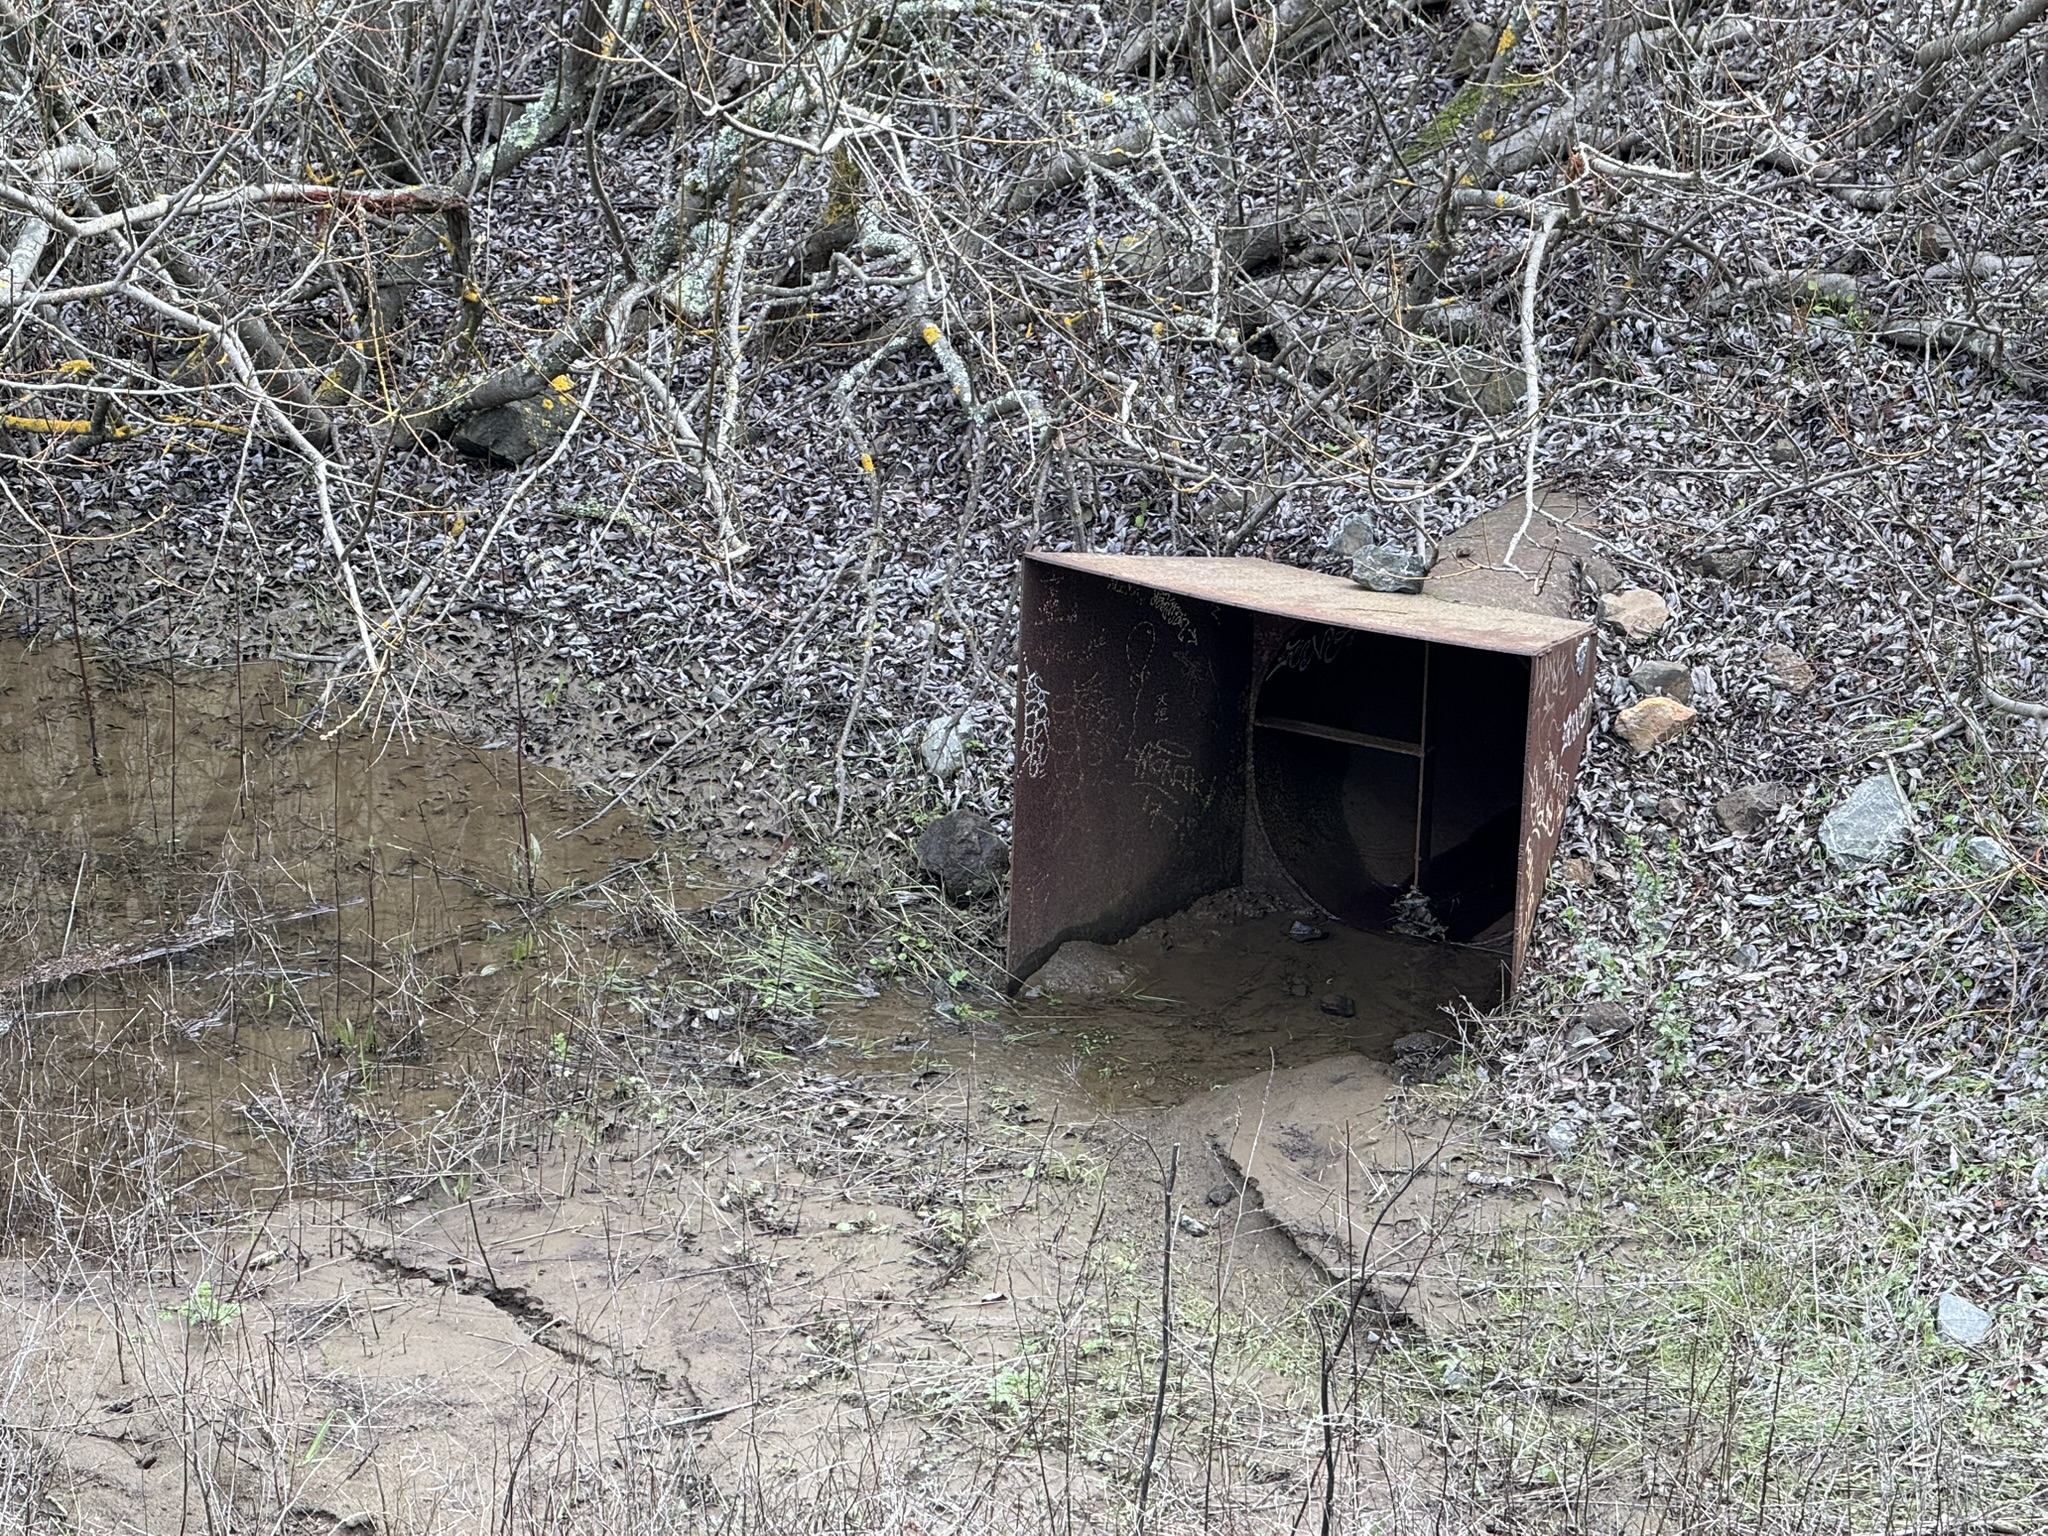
(13, 902), (349, 991)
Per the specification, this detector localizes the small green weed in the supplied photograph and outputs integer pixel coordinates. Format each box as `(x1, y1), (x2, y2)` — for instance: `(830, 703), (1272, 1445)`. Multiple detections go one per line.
(988, 1362), (1044, 1419)
(300, 1409), (340, 1467)
(164, 1280), (241, 1330)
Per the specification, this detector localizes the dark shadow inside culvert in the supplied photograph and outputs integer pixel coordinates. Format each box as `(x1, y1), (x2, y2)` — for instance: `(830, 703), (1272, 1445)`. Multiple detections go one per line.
(1252, 627), (1530, 955)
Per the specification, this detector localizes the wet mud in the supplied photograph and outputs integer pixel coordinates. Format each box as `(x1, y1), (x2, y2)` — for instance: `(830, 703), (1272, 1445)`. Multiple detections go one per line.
(0, 638), (678, 1196)
(998, 894), (1499, 1105)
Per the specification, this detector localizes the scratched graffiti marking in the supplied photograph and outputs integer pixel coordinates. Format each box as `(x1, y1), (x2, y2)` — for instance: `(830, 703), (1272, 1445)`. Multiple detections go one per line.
(1150, 591), (1198, 647)
(1020, 670), (1051, 778)
(1271, 625), (1347, 675)
(1116, 620), (1176, 727)
(1130, 736), (1206, 826)
(1520, 648), (1596, 884)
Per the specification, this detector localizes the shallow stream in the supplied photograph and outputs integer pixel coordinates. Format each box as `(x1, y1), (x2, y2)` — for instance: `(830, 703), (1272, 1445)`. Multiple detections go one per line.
(1, 641), (1496, 1225)
(0, 639), (673, 1225)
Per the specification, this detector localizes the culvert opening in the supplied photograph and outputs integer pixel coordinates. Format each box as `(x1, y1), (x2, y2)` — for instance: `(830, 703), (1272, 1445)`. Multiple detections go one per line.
(1009, 554), (1595, 1016)
(1252, 627), (1531, 951)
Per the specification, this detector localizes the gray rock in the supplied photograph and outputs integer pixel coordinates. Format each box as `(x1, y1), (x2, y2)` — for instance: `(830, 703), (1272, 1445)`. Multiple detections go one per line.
(1715, 781), (1796, 837)
(1330, 517), (1375, 556)
(1448, 350), (1525, 416)
(1630, 659), (1693, 704)
(1318, 993), (1357, 1018)
(1818, 775), (1913, 868)
(1352, 545), (1428, 594)
(449, 386), (575, 467)
(1694, 546), (1756, 579)
(917, 711), (978, 781)
(1027, 940), (1138, 998)
(1935, 1292), (1994, 1347)
(914, 810), (1010, 899)
(1542, 1119), (1580, 1157)
(1448, 20), (1496, 78)
(1287, 920), (1328, 943)
(1204, 1183), (1236, 1207)
(1965, 835), (2014, 873)
(1177, 1214), (1211, 1237)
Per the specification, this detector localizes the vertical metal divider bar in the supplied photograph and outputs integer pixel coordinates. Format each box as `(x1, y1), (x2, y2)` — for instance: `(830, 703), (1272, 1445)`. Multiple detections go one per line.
(1412, 643), (1433, 889)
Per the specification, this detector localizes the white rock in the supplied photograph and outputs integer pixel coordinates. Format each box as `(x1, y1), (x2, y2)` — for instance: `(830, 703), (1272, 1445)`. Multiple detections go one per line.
(917, 711), (978, 780)
(1818, 774), (1913, 868)
(1599, 589), (1671, 640)
(1936, 1292), (1994, 1347)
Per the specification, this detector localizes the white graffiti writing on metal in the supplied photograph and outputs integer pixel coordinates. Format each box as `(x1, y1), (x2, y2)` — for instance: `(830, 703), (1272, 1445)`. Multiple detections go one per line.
(1020, 670), (1051, 778)
(1150, 591), (1198, 647)
(1132, 736), (1204, 825)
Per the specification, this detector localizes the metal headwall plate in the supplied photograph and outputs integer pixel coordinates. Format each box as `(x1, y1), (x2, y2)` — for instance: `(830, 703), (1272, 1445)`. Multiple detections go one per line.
(1009, 554), (1597, 1001)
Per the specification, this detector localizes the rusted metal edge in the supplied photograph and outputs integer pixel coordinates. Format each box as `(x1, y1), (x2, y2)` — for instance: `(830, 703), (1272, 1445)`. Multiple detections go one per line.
(1028, 552), (1592, 657)
(1513, 630), (1599, 984)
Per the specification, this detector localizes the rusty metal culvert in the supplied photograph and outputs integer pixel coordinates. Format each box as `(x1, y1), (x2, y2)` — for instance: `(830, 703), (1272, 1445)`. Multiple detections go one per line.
(1007, 554), (1597, 1002)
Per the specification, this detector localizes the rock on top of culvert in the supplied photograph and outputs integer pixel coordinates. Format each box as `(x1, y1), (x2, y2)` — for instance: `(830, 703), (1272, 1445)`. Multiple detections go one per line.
(1351, 545), (1428, 594)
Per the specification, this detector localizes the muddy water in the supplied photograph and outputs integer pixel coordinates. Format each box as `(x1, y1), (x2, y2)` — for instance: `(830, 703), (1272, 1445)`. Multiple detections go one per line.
(0, 640), (684, 1226)
(1, 640), (1495, 1220)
